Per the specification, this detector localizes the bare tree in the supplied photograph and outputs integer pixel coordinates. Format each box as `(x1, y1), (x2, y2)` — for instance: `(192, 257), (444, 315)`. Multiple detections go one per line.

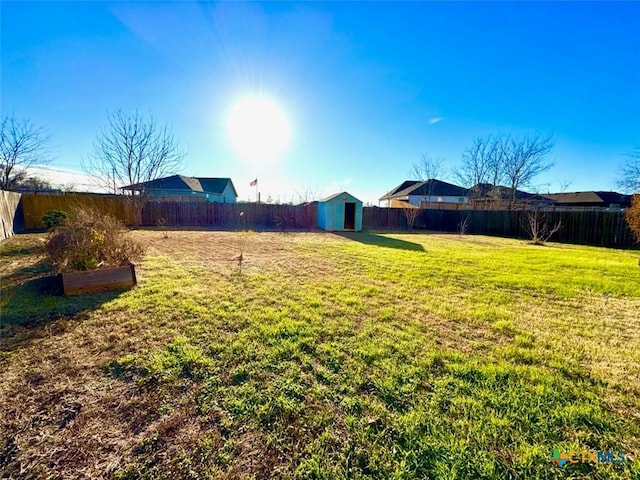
(411, 155), (444, 182)
(0, 115), (51, 190)
(618, 149), (640, 194)
(524, 210), (562, 245)
(83, 109), (185, 224)
(403, 205), (420, 230)
(500, 134), (553, 209)
(557, 178), (573, 193)
(453, 135), (506, 208)
(410, 154), (446, 202)
(295, 184), (320, 203)
(458, 215), (469, 235)
(60, 182), (79, 193)
(454, 136), (498, 187)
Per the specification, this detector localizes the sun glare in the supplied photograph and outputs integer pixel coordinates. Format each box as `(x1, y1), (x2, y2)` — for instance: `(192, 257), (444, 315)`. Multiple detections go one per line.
(227, 96), (291, 163)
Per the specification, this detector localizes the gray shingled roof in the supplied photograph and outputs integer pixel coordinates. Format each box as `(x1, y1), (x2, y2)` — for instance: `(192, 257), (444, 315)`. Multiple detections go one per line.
(380, 179), (468, 200)
(320, 191), (362, 203)
(122, 175), (235, 196)
(543, 191), (632, 206)
(470, 183), (554, 204)
(197, 178), (238, 197)
(380, 180), (421, 199)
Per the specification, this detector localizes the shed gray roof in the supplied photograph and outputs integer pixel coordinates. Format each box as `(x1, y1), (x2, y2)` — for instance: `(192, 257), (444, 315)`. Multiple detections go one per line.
(320, 191), (362, 203)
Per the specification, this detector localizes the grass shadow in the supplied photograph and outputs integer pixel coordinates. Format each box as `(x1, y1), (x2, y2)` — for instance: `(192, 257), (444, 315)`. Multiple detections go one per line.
(1, 270), (124, 353)
(0, 245), (43, 258)
(335, 231), (425, 252)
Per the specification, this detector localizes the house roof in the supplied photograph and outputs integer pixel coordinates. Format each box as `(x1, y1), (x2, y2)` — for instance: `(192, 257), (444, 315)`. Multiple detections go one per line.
(122, 175), (236, 196)
(380, 179), (468, 200)
(466, 184), (555, 205)
(542, 191), (632, 206)
(382, 180), (421, 198)
(197, 177), (238, 197)
(121, 175), (196, 192)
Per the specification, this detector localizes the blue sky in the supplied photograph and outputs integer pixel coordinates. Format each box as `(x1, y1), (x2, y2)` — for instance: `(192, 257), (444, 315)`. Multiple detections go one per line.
(2, 1), (639, 203)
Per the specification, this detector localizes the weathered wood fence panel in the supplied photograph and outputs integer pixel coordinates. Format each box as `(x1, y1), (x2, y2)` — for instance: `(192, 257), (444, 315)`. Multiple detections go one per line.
(362, 207), (636, 248)
(19, 194), (317, 231)
(140, 202), (318, 230)
(0, 190), (22, 241)
(20, 193), (134, 229)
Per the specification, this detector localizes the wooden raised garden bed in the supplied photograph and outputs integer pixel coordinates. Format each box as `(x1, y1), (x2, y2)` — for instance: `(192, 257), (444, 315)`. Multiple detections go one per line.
(61, 264), (137, 296)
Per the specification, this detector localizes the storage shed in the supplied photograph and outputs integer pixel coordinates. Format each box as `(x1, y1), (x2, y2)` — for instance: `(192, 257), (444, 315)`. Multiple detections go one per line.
(317, 192), (363, 232)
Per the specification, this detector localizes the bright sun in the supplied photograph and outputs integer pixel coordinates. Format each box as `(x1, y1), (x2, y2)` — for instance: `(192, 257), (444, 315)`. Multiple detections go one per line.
(227, 96), (291, 163)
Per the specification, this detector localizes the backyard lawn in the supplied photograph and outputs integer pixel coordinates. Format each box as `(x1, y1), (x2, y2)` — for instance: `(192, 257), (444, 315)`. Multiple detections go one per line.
(1, 230), (639, 479)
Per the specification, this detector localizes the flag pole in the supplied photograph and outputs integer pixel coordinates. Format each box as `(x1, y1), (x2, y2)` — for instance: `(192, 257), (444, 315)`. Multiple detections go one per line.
(250, 177), (259, 203)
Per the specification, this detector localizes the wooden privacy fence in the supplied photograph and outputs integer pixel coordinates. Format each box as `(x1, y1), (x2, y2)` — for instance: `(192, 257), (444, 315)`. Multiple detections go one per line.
(0, 190), (22, 241)
(19, 194), (317, 230)
(16, 193), (635, 248)
(141, 202), (317, 229)
(363, 207), (636, 248)
(20, 193), (134, 229)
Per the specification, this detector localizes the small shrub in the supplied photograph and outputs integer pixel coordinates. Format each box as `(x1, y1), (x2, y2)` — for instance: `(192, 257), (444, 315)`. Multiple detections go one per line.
(625, 195), (640, 242)
(403, 205), (420, 230)
(45, 206), (144, 272)
(524, 210), (561, 245)
(275, 209), (295, 232)
(458, 215), (469, 235)
(42, 210), (68, 230)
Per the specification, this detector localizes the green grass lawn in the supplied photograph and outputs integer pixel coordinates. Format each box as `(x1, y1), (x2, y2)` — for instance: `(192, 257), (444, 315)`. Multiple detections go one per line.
(1, 231), (639, 479)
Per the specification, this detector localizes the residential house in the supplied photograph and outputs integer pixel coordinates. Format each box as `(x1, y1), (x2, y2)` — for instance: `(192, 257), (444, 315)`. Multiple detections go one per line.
(542, 191), (632, 211)
(469, 183), (555, 209)
(379, 179), (469, 208)
(121, 175), (237, 203)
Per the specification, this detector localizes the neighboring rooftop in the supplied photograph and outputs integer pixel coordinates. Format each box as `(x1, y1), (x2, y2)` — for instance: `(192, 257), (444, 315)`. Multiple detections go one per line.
(470, 183), (553, 203)
(122, 175), (236, 196)
(382, 180), (421, 198)
(380, 179), (468, 200)
(542, 191), (632, 207)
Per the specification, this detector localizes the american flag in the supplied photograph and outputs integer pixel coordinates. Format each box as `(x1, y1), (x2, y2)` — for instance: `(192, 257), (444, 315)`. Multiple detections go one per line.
(250, 178), (257, 187)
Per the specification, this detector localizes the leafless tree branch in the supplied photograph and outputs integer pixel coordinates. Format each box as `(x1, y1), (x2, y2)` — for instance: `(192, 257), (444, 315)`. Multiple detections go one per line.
(82, 109), (185, 224)
(501, 134), (554, 209)
(403, 205), (420, 229)
(525, 210), (562, 245)
(453, 135), (504, 188)
(294, 185), (320, 204)
(0, 115), (51, 190)
(618, 149), (640, 194)
(411, 155), (444, 182)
